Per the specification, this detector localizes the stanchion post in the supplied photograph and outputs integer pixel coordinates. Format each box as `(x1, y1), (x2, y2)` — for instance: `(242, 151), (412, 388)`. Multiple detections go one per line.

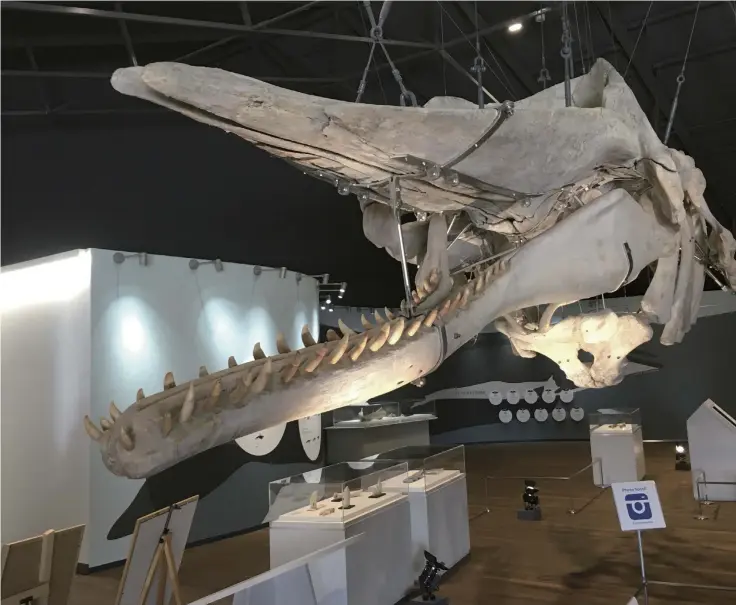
(637, 530), (649, 605)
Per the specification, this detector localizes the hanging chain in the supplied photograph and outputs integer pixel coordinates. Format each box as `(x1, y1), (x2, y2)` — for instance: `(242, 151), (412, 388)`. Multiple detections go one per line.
(560, 1), (574, 106)
(624, 0), (653, 80)
(536, 11), (550, 88)
(360, 1), (417, 107)
(663, 1), (700, 145)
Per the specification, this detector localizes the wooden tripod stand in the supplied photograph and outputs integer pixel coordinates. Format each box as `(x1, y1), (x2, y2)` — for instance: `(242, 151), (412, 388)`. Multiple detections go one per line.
(138, 530), (182, 605)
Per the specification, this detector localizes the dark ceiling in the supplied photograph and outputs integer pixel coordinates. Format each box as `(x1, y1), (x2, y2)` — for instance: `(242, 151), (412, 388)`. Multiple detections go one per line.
(2, 1), (735, 307)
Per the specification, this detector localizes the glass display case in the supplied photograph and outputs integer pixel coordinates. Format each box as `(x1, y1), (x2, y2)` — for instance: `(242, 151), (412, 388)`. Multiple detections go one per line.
(589, 408), (641, 434)
(331, 400), (436, 428)
(266, 461), (409, 523)
(370, 445), (465, 492)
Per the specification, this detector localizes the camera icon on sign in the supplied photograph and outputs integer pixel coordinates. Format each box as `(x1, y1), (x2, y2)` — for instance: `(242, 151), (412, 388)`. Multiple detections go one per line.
(624, 493), (652, 520)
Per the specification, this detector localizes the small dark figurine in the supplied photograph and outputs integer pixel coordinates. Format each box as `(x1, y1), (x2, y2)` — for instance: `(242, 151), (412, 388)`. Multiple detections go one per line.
(517, 479), (542, 521)
(417, 550), (448, 601)
(523, 480), (539, 510)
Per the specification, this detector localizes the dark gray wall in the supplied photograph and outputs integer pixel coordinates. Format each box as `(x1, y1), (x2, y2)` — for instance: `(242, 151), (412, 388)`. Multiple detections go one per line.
(382, 312), (736, 444)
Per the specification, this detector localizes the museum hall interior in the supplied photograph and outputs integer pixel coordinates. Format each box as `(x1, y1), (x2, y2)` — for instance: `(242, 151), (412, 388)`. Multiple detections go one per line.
(2, 1), (736, 604)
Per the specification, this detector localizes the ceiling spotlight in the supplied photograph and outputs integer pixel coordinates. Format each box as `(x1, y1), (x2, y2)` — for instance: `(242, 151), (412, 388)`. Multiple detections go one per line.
(326, 296), (332, 305)
(508, 22), (523, 33)
(338, 293), (343, 299)
(320, 305), (326, 311)
(340, 282), (347, 294)
(328, 307), (334, 312)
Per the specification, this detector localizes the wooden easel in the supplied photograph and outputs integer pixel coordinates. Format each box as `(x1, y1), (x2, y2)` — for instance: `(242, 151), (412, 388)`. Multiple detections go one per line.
(138, 530), (182, 605)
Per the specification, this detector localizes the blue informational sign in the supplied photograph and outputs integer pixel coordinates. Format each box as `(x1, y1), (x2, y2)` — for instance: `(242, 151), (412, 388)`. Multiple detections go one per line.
(611, 481), (666, 532)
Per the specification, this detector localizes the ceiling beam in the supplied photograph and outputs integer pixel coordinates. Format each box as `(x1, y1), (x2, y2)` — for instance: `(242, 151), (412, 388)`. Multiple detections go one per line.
(450, 1), (538, 98)
(2, 2), (436, 49)
(1, 69), (344, 84)
(625, 1), (721, 31)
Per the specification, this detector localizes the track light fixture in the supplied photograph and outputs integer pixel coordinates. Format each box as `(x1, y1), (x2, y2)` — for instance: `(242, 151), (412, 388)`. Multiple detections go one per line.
(189, 258), (224, 272)
(113, 252), (149, 266)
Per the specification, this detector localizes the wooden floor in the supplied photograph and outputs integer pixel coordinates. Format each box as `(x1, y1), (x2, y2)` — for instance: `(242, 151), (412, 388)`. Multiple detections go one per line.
(71, 442), (736, 605)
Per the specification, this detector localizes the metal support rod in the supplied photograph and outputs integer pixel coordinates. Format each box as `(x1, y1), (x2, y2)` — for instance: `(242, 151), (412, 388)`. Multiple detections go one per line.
(560, 1), (573, 107)
(637, 531), (649, 605)
(2, 2), (436, 48)
(439, 51), (497, 102)
(114, 2), (138, 66)
(390, 177), (414, 311)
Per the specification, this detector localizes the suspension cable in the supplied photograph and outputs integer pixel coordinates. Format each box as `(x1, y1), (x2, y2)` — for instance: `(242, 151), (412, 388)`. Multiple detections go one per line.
(361, 0), (417, 107)
(470, 0), (486, 108)
(573, 1), (587, 73)
(663, 1), (701, 145)
(537, 9), (550, 89)
(623, 1), (653, 80)
(560, 1), (574, 106)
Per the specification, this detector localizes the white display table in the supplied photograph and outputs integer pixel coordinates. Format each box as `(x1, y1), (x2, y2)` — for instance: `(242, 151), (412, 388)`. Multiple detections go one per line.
(270, 493), (413, 605)
(687, 398), (736, 501)
(590, 424), (646, 486)
(381, 469), (470, 576)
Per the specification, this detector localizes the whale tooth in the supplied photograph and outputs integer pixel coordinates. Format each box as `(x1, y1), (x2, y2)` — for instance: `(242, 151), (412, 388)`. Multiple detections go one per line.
(301, 324), (318, 347)
(400, 299), (408, 314)
(326, 329), (340, 342)
(417, 283), (427, 298)
(349, 334), (369, 361)
(109, 401), (121, 420)
(474, 273), (485, 293)
(228, 356), (238, 368)
(164, 372), (176, 390)
(162, 413), (173, 437)
(329, 332), (350, 364)
(406, 316), (424, 337)
(420, 277), (432, 294)
(388, 318), (406, 345)
(276, 333), (291, 354)
(412, 290), (420, 304)
(250, 358), (272, 394)
(303, 347), (328, 373)
(281, 354), (303, 383)
(206, 379), (222, 409)
(439, 298), (452, 317)
(384, 307), (395, 321)
(361, 314), (374, 330)
(120, 427), (134, 451)
(447, 291), (462, 315)
(338, 318), (355, 336)
(429, 268), (440, 287)
(373, 310), (385, 326)
(136, 388), (145, 400)
(180, 382), (195, 423)
(230, 370), (254, 406)
(199, 365), (209, 377)
(368, 323), (391, 352)
(423, 308), (439, 326)
(83, 416), (102, 441)
(100, 417), (113, 431)
(460, 285), (472, 307)
(253, 342), (266, 360)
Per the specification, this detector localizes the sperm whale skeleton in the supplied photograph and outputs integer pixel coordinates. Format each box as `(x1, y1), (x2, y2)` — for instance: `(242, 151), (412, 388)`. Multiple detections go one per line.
(84, 58), (735, 479)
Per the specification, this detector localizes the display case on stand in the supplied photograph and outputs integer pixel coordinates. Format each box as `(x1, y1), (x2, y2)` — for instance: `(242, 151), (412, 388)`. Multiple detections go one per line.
(589, 408), (645, 486)
(326, 401), (436, 463)
(371, 445), (469, 576)
(267, 461), (414, 605)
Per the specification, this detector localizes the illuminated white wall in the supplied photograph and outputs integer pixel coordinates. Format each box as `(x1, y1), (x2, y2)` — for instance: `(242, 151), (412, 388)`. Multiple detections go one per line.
(0, 250), (92, 561)
(87, 250), (319, 567)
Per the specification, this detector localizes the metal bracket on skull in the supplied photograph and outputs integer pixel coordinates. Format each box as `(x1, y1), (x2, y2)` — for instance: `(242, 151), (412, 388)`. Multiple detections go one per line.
(391, 101), (531, 203)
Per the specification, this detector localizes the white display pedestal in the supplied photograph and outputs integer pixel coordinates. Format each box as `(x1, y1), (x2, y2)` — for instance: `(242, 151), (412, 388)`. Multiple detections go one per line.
(687, 399), (736, 501)
(382, 470), (470, 576)
(270, 495), (413, 605)
(590, 424), (645, 486)
(325, 416), (435, 464)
